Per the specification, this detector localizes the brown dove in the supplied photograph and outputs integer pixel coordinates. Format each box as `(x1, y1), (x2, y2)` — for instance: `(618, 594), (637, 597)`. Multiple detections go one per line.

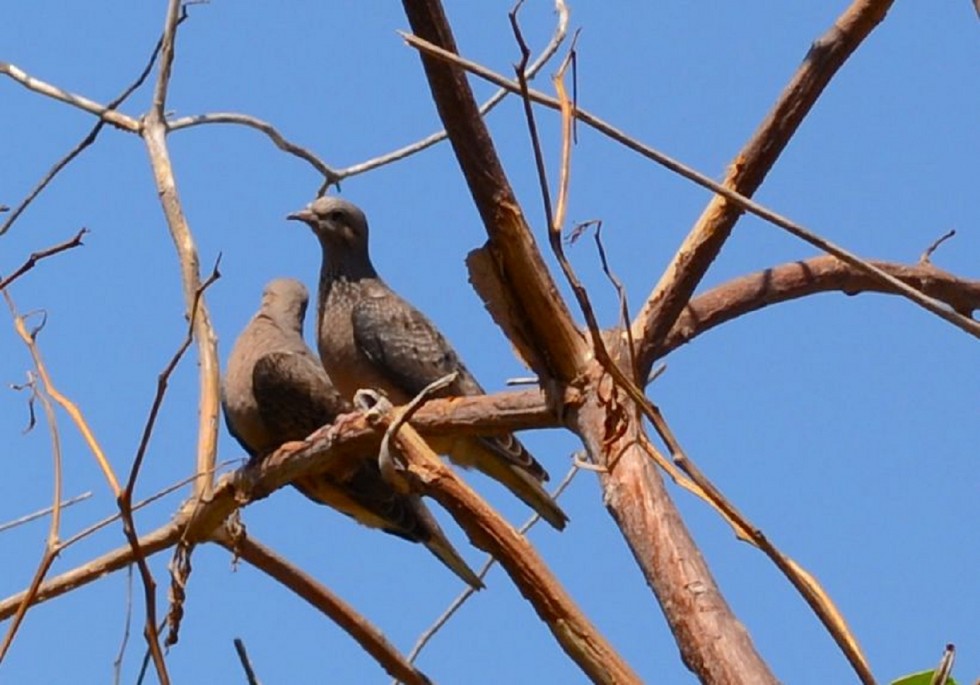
(287, 197), (568, 530)
(222, 278), (483, 589)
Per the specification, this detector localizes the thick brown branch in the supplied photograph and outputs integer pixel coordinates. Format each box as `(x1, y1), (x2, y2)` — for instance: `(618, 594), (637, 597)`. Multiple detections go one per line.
(659, 257), (980, 358)
(0, 394), (563, 619)
(573, 389), (778, 684)
(365, 405), (640, 685)
(401, 0), (586, 383)
(212, 532), (432, 685)
(403, 28), (980, 348)
(632, 0), (896, 374)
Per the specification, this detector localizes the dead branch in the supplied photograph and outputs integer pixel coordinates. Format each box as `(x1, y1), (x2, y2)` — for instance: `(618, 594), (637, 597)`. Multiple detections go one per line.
(363, 399), (640, 685)
(401, 0), (587, 383)
(577, 400), (778, 683)
(0, 377), (63, 662)
(166, 113), (341, 186)
(632, 0), (898, 374)
(0, 228), (88, 291)
(403, 464), (580, 672)
(232, 637), (261, 685)
(659, 256), (980, 358)
(339, 0), (569, 183)
(141, 0), (220, 501)
(402, 20), (980, 349)
(4, 293), (121, 494)
(0, 8), (182, 236)
(0, 492), (92, 535)
(0, 61), (140, 131)
(212, 531), (432, 685)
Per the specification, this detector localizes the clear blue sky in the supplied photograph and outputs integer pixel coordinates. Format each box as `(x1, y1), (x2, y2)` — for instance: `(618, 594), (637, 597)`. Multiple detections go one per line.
(2, 2), (977, 683)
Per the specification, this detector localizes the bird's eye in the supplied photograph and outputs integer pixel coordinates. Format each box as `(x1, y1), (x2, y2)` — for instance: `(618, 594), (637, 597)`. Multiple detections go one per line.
(327, 211), (344, 222)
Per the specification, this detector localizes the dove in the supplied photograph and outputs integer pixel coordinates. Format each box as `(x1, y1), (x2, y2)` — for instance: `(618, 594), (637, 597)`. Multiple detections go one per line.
(222, 277), (482, 588)
(287, 198), (567, 530)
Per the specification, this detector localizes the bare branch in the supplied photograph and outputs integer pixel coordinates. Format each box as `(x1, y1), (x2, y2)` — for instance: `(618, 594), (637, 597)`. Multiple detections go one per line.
(0, 10), (179, 236)
(113, 566), (135, 685)
(166, 113), (341, 185)
(339, 0), (569, 181)
(402, 0), (586, 384)
(402, 20), (980, 351)
(404, 464), (579, 670)
(632, 0), (901, 373)
(363, 403), (640, 684)
(659, 257), (980, 359)
(0, 62), (140, 131)
(4, 292), (122, 494)
(0, 491), (92, 535)
(232, 638), (262, 685)
(212, 532), (431, 685)
(141, 60), (221, 500)
(0, 377), (63, 661)
(0, 229), (88, 291)
(919, 229), (956, 265)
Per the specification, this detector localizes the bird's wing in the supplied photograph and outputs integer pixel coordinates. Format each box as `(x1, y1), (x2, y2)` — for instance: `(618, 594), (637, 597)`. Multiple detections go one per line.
(252, 350), (347, 442)
(352, 286), (479, 397)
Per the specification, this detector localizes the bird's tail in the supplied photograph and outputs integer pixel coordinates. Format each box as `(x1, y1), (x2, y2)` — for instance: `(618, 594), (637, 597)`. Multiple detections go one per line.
(452, 437), (569, 531)
(411, 498), (484, 590)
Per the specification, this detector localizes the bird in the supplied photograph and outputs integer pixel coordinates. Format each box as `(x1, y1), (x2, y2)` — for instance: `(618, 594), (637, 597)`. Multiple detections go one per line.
(222, 277), (483, 589)
(287, 197), (568, 530)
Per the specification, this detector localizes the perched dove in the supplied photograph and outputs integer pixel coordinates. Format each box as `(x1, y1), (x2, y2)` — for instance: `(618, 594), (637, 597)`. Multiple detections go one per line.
(287, 197), (568, 530)
(222, 278), (483, 589)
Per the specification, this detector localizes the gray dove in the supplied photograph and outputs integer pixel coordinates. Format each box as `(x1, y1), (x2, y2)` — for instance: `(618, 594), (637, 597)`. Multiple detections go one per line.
(287, 198), (568, 530)
(222, 278), (483, 589)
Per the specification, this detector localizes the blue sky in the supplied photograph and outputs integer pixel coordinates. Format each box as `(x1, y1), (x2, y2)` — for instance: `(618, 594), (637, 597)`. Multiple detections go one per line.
(1, 2), (977, 683)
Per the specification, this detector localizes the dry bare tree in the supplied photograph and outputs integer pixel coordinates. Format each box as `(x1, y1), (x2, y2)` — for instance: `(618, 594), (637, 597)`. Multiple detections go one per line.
(1, 1), (977, 683)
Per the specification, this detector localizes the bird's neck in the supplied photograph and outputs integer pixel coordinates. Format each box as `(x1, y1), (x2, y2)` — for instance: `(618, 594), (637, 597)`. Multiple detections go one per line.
(320, 245), (378, 284)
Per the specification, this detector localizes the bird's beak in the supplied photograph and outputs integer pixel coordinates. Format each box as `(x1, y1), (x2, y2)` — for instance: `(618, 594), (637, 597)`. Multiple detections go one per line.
(286, 208), (316, 224)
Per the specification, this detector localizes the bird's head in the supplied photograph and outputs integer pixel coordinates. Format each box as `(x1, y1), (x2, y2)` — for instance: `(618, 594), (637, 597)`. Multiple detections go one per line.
(261, 277), (309, 329)
(287, 196), (370, 255)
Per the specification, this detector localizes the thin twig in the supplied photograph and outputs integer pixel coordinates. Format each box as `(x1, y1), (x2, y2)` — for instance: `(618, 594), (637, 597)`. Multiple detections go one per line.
(61, 467), (229, 551)
(338, 0), (569, 183)
(114, 257), (221, 683)
(0, 9), (184, 236)
(376, 371), (459, 488)
(212, 533), (432, 685)
(919, 229), (956, 265)
(0, 375), (63, 662)
(931, 644), (955, 685)
(403, 464), (579, 671)
(511, 26), (622, 384)
(593, 223), (638, 382)
(401, 30), (980, 343)
(0, 491), (92, 534)
(0, 229), (88, 290)
(233, 638), (262, 685)
(128, 257), (221, 495)
(167, 113), (340, 185)
(4, 291), (121, 494)
(113, 565), (135, 685)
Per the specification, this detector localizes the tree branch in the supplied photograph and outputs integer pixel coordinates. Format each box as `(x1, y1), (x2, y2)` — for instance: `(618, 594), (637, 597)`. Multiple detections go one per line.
(212, 531), (432, 685)
(658, 256), (980, 359)
(401, 0), (586, 383)
(632, 0), (897, 374)
(0, 62), (140, 131)
(141, 10), (221, 500)
(361, 396), (640, 685)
